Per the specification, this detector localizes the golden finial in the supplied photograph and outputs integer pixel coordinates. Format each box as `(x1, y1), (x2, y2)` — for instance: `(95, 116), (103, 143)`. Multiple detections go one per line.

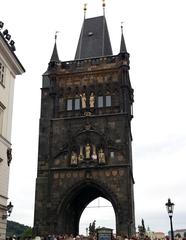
(84, 3), (87, 19)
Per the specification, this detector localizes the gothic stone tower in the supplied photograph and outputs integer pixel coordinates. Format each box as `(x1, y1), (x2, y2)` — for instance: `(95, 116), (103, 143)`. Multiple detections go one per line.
(34, 12), (135, 237)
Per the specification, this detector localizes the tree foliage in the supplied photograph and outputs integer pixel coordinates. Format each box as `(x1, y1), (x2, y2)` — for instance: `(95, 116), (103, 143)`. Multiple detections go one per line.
(6, 220), (31, 238)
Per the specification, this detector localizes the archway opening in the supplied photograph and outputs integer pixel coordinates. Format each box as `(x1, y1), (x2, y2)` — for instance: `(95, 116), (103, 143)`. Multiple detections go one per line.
(79, 197), (116, 236)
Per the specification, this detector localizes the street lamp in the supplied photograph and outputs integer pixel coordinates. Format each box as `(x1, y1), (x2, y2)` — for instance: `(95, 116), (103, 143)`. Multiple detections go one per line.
(2, 201), (13, 219)
(165, 198), (174, 240)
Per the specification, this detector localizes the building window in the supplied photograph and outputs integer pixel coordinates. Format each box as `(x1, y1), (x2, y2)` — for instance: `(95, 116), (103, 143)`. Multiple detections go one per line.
(75, 98), (80, 110)
(58, 97), (64, 111)
(106, 95), (111, 107)
(0, 61), (5, 86)
(0, 107), (4, 134)
(67, 99), (73, 111)
(98, 96), (103, 108)
(110, 151), (115, 159)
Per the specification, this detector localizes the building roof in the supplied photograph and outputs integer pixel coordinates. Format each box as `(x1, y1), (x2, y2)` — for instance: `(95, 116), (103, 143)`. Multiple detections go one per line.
(120, 32), (127, 53)
(75, 16), (113, 60)
(0, 32), (25, 74)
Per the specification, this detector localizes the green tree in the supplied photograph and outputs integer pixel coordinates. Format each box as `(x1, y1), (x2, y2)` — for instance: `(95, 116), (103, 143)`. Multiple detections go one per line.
(21, 227), (33, 240)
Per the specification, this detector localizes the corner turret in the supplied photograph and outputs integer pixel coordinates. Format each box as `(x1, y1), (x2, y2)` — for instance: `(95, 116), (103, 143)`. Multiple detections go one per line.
(120, 23), (127, 53)
(50, 33), (59, 63)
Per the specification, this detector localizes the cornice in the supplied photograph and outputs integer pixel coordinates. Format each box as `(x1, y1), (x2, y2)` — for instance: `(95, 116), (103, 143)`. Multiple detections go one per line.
(0, 33), (25, 76)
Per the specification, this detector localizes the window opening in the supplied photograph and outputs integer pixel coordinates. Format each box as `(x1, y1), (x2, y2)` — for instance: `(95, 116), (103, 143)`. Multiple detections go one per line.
(67, 99), (73, 111)
(0, 107), (4, 134)
(106, 95), (111, 107)
(0, 61), (5, 85)
(98, 96), (103, 108)
(75, 98), (80, 110)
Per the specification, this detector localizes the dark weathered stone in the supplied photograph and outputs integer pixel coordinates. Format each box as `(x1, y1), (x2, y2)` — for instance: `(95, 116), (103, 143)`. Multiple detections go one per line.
(34, 15), (135, 238)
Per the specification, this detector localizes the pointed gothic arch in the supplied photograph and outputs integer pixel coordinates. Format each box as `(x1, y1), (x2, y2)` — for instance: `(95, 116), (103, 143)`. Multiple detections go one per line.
(55, 179), (121, 235)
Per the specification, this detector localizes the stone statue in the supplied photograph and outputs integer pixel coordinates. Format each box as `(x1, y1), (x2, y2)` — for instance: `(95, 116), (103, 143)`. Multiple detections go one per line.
(91, 145), (97, 160)
(98, 148), (105, 164)
(89, 92), (95, 108)
(78, 146), (84, 162)
(71, 151), (77, 165)
(80, 93), (86, 109)
(85, 143), (91, 159)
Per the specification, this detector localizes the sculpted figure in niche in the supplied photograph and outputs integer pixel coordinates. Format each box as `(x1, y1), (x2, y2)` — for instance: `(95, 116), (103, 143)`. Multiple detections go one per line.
(91, 145), (97, 161)
(80, 93), (86, 109)
(85, 143), (91, 159)
(71, 151), (77, 165)
(98, 148), (105, 164)
(89, 92), (95, 108)
(78, 146), (84, 162)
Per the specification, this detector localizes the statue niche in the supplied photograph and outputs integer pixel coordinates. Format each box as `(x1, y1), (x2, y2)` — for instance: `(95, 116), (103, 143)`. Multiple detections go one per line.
(69, 129), (107, 166)
(71, 151), (78, 166)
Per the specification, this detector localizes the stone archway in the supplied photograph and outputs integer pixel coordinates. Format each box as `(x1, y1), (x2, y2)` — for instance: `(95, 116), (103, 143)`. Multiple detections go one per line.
(56, 179), (120, 236)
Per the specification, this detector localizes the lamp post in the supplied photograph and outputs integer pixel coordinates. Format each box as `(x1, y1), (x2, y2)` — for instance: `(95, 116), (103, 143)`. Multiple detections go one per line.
(165, 198), (174, 240)
(2, 201), (13, 219)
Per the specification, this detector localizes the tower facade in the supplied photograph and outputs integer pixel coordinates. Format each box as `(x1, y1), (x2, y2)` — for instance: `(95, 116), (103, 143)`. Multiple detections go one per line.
(34, 12), (135, 237)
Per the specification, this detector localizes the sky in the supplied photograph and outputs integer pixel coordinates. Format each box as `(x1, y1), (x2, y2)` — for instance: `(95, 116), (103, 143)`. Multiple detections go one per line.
(1, 0), (186, 235)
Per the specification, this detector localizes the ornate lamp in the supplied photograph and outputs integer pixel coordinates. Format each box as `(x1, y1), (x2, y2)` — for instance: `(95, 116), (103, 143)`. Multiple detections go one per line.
(165, 198), (174, 240)
(2, 201), (13, 219)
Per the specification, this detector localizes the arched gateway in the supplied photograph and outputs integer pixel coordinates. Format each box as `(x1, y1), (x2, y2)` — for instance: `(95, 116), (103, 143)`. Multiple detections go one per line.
(34, 5), (135, 238)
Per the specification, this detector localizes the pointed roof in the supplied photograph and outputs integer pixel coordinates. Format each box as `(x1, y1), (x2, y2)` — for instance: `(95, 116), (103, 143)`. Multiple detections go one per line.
(50, 41), (59, 62)
(75, 16), (113, 60)
(120, 31), (127, 53)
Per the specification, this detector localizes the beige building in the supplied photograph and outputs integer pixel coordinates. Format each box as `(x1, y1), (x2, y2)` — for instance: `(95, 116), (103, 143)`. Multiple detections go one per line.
(0, 21), (25, 240)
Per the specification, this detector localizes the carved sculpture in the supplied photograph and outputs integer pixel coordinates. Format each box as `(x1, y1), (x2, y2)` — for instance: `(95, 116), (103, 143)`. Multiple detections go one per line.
(98, 148), (105, 164)
(89, 92), (95, 108)
(80, 93), (86, 109)
(85, 143), (91, 159)
(71, 151), (77, 165)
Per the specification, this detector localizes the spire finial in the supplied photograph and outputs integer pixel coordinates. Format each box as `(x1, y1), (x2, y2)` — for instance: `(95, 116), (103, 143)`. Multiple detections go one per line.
(102, 0), (106, 16)
(55, 31), (59, 42)
(121, 22), (124, 34)
(84, 3), (87, 19)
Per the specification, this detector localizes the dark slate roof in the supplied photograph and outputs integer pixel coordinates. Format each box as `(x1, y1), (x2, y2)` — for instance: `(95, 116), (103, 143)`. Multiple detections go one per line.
(75, 16), (113, 59)
(120, 32), (127, 53)
(50, 41), (59, 62)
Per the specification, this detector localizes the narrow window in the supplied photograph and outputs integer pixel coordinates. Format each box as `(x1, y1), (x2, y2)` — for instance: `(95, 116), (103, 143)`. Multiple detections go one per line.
(98, 96), (103, 108)
(110, 151), (115, 159)
(106, 95), (111, 107)
(67, 99), (73, 111)
(75, 98), (80, 110)
(0, 107), (4, 134)
(58, 97), (63, 111)
(0, 61), (5, 85)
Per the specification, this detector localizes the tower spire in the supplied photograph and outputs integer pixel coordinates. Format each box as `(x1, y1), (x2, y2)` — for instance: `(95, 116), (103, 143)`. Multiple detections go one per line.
(120, 22), (127, 53)
(50, 32), (60, 62)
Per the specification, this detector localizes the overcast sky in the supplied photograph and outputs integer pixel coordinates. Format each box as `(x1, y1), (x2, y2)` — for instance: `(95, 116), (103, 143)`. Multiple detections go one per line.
(1, 0), (186, 235)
